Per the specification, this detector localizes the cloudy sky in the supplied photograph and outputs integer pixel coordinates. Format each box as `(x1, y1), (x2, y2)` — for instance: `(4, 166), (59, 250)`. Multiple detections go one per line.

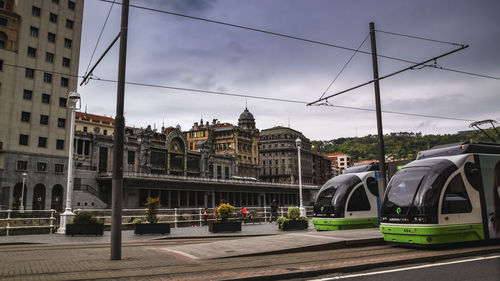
(77, 0), (500, 140)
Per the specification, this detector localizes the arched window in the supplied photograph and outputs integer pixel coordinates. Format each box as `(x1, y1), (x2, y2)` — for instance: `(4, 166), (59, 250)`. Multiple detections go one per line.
(51, 185), (63, 212)
(32, 184), (46, 210)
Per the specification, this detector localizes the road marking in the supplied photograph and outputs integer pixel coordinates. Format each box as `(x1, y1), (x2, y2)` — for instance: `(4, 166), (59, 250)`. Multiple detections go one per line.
(309, 255), (500, 280)
(161, 248), (200, 260)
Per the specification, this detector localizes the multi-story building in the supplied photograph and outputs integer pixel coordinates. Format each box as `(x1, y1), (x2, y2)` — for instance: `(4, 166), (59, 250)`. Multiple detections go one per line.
(325, 152), (352, 175)
(186, 107), (260, 179)
(75, 111), (115, 136)
(0, 0), (83, 210)
(312, 152), (332, 185)
(259, 126), (313, 185)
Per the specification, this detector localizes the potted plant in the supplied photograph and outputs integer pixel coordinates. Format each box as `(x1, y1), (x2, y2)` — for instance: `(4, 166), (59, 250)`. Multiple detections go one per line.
(209, 203), (241, 233)
(134, 197), (170, 235)
(66, 212), (104, 236)
(276, 207), (309, 231)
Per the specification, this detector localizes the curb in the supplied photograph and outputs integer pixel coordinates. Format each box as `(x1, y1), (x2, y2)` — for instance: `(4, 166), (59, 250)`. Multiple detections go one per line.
(227, 246), (500, 281)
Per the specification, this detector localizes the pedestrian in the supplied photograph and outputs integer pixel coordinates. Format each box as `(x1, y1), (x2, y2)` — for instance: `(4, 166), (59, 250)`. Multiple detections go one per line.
(203, 208), (208, 224)
(270, 199), (278, 222)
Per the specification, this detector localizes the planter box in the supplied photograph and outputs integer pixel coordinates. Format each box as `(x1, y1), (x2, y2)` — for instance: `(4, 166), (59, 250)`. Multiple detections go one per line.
(66, 224), (104, 236)
(280, 220), (308, 231)
(209, 221), (242, 233)
(134, 223), (170, 235)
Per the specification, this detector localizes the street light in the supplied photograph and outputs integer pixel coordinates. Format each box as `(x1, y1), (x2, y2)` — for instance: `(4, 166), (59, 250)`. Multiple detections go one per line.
(20, 172), (27, 212)
(295, 137), (305, 217)
(57, 91), (80, 234)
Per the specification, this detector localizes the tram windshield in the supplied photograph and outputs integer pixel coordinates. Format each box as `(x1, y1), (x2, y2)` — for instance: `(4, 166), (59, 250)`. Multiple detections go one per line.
(386, 167), (429, 207)
(382, 158), (458, 223)
(315, 174), (361, 217)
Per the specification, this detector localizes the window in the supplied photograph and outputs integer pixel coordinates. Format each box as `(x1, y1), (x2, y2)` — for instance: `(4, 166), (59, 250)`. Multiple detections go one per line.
(68, 0), (75, 10)
(27, 47), (37, 57)
(0, 31), (6, 49)
(21, 111), (30, 122)
(56, 139), (64, 150)
(42, 94), (50, 104)
(64, 38), (72, 48)
(25, 68), (34, 79)
(43, 73), (52, 83)
(347, 186), (371, 211)
(48, 32), (56, 43)
(23, 89), (33, 100)
(57, 118), (65, 128)
(441, 174), (472, 214)
(37, 162), (47, 172)
(19, 134), (29, 145)
(128, 151), (135, 165)
(30, 26), (39, 37)
(83, 126), (87, 132)
(62, 57), (70, 67)
(61, 77), (68, 87)
(38, 137), (47, 148)
(59, 97), (67, 107)
(17, 161), (28, 171)
(32, 6), (40, 17)
(52, 0), (59, 4)
(49, 13), (58, 23)
(0, 17), (6, 26)
(45, 52), (54, 63)
(55, 164), (64, 173)
(66, 19), (73, 29)
(103, 129), (107, 135)
(40, 115), (48, 125)
(0, 59), (2, 71)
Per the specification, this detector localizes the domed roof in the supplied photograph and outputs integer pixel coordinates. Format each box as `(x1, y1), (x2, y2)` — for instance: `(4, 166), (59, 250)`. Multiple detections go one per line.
(239, 107), (254, 121)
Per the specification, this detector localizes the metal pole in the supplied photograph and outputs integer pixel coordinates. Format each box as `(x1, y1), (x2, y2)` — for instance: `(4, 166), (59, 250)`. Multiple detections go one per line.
(369, 22), (387, 205)
(20, 174), (26, 212)
(296, 138), (304, 217)
(111, 0), (129, 260)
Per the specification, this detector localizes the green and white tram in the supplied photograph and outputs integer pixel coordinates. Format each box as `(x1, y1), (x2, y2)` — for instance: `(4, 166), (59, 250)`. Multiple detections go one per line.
(380, 143), (500, 245)
(312, 164), (380, 231)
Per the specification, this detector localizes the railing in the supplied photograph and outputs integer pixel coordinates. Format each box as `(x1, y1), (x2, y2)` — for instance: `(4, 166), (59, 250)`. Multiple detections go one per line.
(76, 206), (314, 228)
(0, 210), (57, 236)
(0, 206), (314, 236)
(74, 184), (108, 203)
(97, 172), (320, 190)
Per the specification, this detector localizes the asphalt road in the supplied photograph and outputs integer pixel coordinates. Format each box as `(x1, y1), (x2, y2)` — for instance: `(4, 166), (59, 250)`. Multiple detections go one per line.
(308, 255), (500, 281)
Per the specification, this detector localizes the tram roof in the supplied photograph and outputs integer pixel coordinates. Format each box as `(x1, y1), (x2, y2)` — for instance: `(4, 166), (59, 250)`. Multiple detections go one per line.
(416, 142), (500, 160)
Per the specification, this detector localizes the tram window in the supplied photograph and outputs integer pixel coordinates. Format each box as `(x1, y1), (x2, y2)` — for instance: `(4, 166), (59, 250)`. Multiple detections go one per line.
(366, 177), (378, 197)
(347, 185), (371, 211)
(442, 174), (472, 214)
(464, 162), (481, 191)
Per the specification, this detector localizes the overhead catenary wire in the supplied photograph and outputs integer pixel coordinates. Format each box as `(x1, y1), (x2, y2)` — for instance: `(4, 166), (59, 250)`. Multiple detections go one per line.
(375, 29), (463, 46)
(95, 0), (500, 81)
(84, 0), (116, 76)
(87, 76), (477, 122)
(319, 34), (369, 100)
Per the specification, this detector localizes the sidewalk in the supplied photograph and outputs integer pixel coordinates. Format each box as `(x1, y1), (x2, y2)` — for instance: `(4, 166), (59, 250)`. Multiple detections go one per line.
(0, 221), (300, 245)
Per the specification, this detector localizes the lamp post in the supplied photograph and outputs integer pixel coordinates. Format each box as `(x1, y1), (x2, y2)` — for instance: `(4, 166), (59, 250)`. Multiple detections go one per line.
(57, 91), (80, 234)
(295, 137), (305, 217)
(19, 172), (27, 212)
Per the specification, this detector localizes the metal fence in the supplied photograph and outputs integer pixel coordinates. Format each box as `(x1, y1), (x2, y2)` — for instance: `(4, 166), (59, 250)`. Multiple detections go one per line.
(0, 206), (313, 236)
(0, 209), (57, 236)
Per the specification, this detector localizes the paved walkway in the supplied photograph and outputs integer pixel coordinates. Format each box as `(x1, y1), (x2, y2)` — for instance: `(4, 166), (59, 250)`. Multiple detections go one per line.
(0, 221), (306, 244)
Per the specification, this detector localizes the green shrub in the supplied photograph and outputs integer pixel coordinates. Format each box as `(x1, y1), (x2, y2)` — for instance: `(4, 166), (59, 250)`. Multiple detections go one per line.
(287, 207), (301, 220)
(217, 203), (235, 221)
(145, 197), (160, 224)
(132, 218), (142, 224)
(72, 212), (103, 225)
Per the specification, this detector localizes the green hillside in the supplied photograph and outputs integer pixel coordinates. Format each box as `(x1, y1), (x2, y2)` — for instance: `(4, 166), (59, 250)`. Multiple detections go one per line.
(313, 129), (499, 162)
